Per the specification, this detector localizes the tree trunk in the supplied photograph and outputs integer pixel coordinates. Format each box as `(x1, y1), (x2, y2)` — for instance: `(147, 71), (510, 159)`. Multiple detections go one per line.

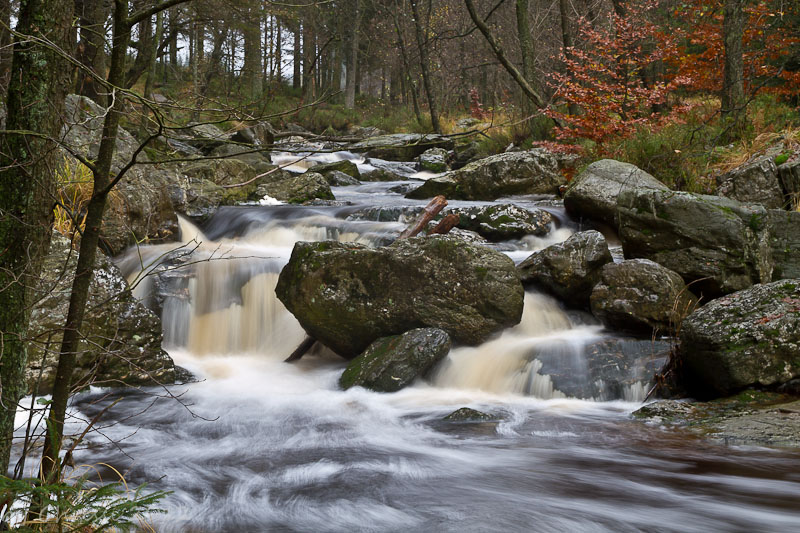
(345, 0), (360, 109)
(125, 12), (154, 88)
(143, 9), (163, 99)
(411, 0), (442, 132)
(0, 0), (11, 92)
(0, 0), (73, 475)
(74, 0), (109, 106)
(302, 17), (315, 99)
(398, 196), (448, 239)
(242, 1), (263, 100)
(293, 24), (301, 90)
(275, 19), (282, 84)
(722, 0), (745, 130)
(558, 0), (580, 116)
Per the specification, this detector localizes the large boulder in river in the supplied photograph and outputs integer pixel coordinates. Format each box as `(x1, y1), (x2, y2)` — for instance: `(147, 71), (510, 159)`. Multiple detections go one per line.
(418, 148), (450, 173)
(451, 204), (552, 240)
(617, 189), (773, 298)
(716, 155), (784, 209)
(590, 259), (698, 334)
(256, 172), (334, 204)
(350, 133), (454, 161)
(26, 233), (174, 394)
(275, 236), (524, 357)
(563, 159), (668, 228)
(339, 328), (451, 392)
(310, 159), (361, 179)
(518, 230), (612, 308)
(679, 279), (800, 396)
(406, 149), (563, 200)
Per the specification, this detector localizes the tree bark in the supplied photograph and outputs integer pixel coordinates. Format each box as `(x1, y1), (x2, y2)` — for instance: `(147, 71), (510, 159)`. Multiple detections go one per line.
(398, 196), (448, 239)
(558, 0), (579, 115)
(74, 0), (110, 106)
(345, 0), (360, 109)
(242, 0), (263, 100)
(411, 0), (442, 133)
(0, 0), (73, 475)
(722, 0), (745, 127)
(293, 23), (301, 90)
(302, 15), (316, 99)
(0, 0), (11, 92)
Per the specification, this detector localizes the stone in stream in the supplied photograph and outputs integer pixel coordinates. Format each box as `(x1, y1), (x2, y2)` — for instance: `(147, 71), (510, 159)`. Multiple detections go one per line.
(339, 328), (451, 392)
(275, 235), (524, 358)
(679, 279), (800, 397)
(318, 169), (360, 186)
(418, 147), (450, 173)
(26, 232), (175, 394)
(349, 133), (454, 161)
(517, 230), (612, 308)
(443, 407), (497, 421)
(406, 149), (563, 201)
(590, 259), (698, 335)
(533, 337), (671, 401)
(563, 159), (669, 228)
(450, 204), (552, 240)
(310, 159), (361, 179)
(255, 171), (334, 204)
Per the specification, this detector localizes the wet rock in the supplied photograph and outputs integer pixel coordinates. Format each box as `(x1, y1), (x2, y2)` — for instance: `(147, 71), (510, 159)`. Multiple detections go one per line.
(388, 183), (417, 194)
(617, 189), (773, 298)
(450, 204), (552, 241)
(517, 230), (612, 308)
(362, 168), (407, 182)
(26, 233), (174, 393)
(310, 159), (361, 179)
(345, 205), (423, 223)
(443, 407), (497, 421)
(633, 391), (800, 448)
(62, 94), (177, 252)
(319, 169), (360, 186)
(350, 133), (454, 161)
(276, 235), (524, 357)
(717, 155), (784, 209)
(406, 149), (563, 201)
(535, 337), (670, 400)
(175, 122), (233, 153)
(256, 172), (334, 204)
(339, 328), (451, 392)
(563, 159), (668, 228)
(418, 147), (450, 173)
(590, 259), (698, 334)
(679, 279), (800, 396)
(232, 121), (276, 147)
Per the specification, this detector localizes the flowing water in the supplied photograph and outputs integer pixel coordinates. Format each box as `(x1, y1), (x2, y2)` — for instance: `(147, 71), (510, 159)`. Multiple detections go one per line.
(24, 153), (800, 532)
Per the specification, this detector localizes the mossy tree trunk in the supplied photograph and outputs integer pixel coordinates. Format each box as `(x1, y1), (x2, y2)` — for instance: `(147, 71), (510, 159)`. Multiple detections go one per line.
(0, 0), (73, 475)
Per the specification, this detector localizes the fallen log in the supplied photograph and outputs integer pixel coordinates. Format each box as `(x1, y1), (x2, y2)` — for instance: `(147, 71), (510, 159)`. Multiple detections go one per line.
(285, 336), (317, 363)
(398, 195), (448, 239)
(429, 213), (460, 235)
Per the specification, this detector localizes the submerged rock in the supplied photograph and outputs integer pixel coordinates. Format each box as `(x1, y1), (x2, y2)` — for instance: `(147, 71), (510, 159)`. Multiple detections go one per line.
(406, 149), (563, 200)
(339, 328), (451, 392)
(517, 230), (612, 308)
(535, 337), (670, 401)
(633, 391), (800, 448)
(443, 407), (497, 421)
(26, 233), (174, 393)
(275, 236), (524, 357)
(563, 159), (668, 228)
(590, 259), (698, 334)
(450, 204), (552, 240)
(716, 155), (784, 209)
(679, 279), (800, 396)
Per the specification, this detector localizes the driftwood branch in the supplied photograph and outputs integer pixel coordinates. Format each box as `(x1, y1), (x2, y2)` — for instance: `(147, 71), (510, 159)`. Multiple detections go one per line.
(399, 195), (448, 239)
(285, 336), (317, 363)
(430, 213), (460, 235)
